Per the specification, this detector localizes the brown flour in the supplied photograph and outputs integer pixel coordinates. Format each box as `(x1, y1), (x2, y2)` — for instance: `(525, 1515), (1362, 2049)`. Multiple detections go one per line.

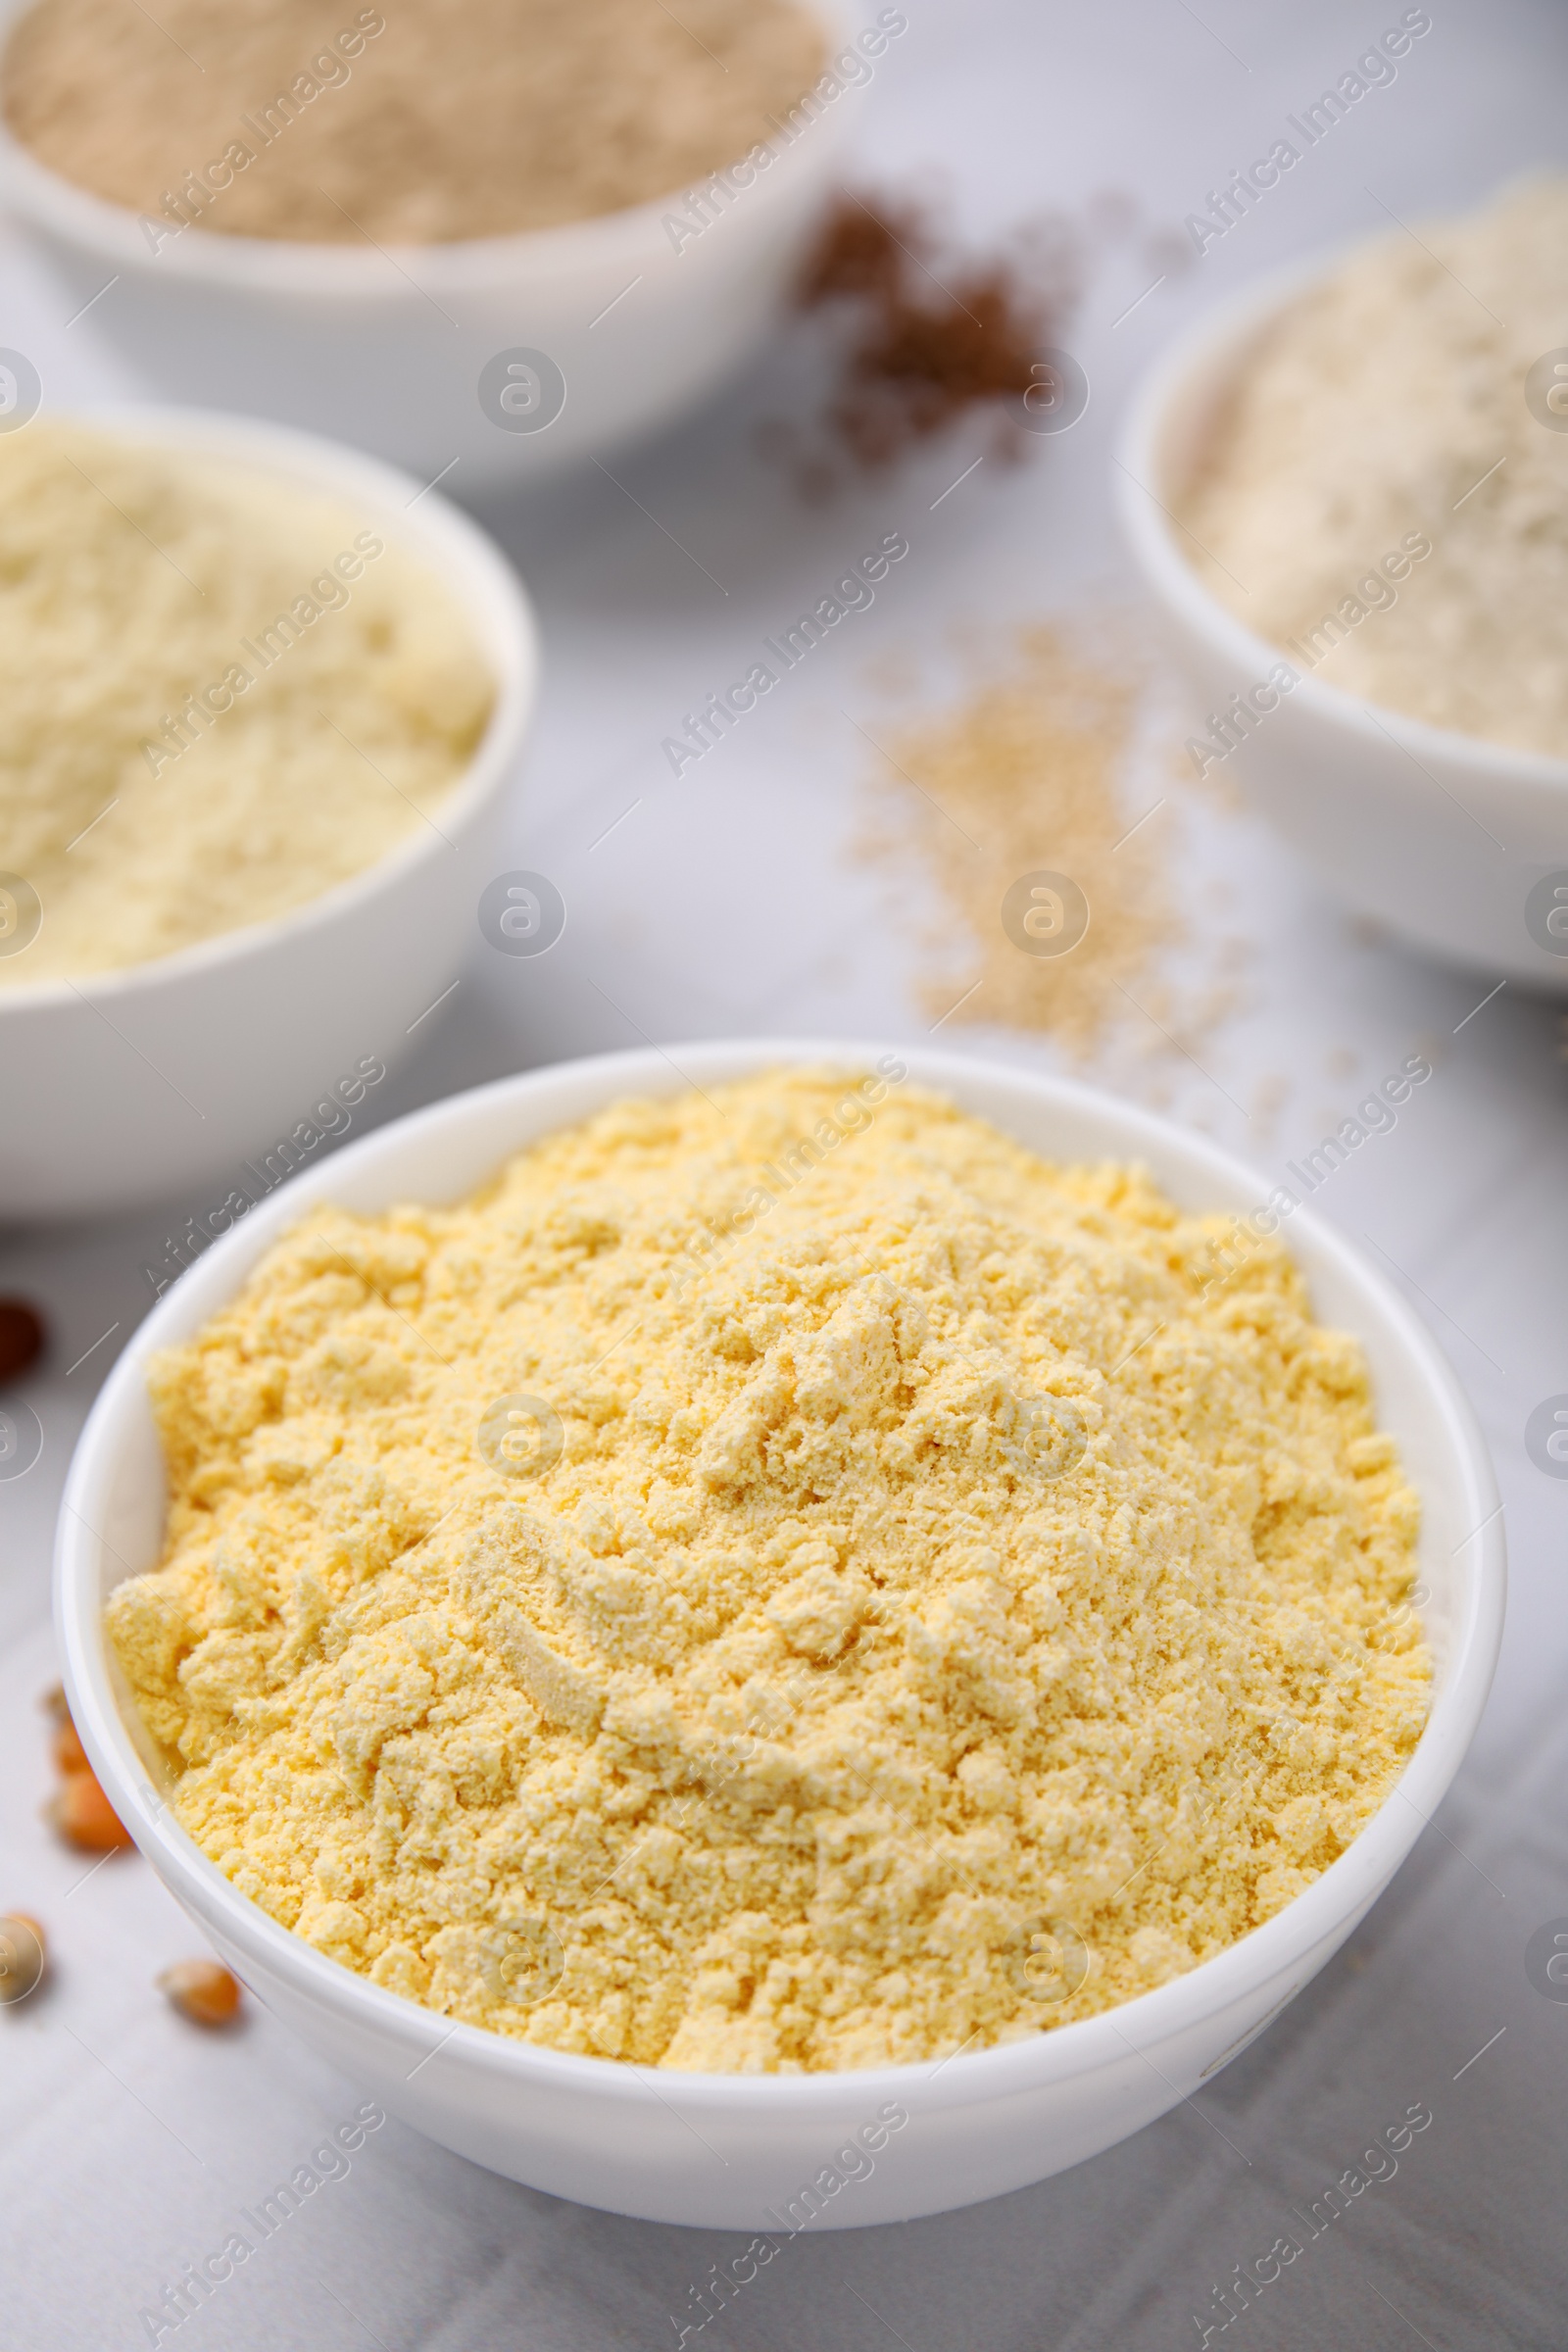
(765, 187), (1083, 496)
(4, 0), (825, 243)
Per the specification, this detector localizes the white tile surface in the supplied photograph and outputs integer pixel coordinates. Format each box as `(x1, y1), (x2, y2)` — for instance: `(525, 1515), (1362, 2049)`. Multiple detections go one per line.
(4, 1), (1568, 2344)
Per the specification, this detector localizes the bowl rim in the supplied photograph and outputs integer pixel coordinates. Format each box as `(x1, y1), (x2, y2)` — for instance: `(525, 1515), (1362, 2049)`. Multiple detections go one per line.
(1114, 238), (1568, 795)
(55, 1038), (1506, 2114)
(0, 402), (540, 1015)
(0, 0), (854, 294)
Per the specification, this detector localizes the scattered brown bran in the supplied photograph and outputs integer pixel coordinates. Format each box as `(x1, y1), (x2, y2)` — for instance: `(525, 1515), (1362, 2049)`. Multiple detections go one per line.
(764, 187), (1082, 496)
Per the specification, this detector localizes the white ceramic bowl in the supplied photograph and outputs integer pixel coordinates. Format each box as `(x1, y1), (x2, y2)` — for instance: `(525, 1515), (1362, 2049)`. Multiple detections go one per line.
(1117, 256), (1568, 987)
(0, 405), (538, 1220)
(56, 1040), (1503, 2229)
(0, 0), (851, 488)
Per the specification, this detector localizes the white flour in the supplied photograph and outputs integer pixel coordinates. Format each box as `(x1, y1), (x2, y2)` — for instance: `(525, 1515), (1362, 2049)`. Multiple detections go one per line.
(1179, 176), (1568, 759)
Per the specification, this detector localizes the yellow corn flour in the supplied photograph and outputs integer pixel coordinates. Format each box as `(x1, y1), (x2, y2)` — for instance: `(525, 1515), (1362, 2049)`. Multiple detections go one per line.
(108, 1070), (1431, 2073)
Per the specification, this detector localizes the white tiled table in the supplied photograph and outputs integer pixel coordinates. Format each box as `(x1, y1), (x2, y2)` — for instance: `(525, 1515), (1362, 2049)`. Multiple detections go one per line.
(4, 3), (1567, 2344)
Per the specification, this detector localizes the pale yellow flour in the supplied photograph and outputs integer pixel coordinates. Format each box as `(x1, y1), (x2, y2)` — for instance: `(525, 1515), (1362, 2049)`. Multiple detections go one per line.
(0, 422), (492, 985)
(108, 1070), (1430, 2073)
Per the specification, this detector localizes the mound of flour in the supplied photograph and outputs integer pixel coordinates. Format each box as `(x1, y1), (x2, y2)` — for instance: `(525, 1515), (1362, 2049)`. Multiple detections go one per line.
(1179, 175), (1568, 758)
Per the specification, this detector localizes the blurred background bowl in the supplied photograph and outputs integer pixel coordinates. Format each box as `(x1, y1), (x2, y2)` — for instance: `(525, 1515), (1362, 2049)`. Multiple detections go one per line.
(0, 405), (538, 1220)
(56, 1040), (1504, 2228)
(0, 0), (851, 491)
(1117, 255), (1568, 989)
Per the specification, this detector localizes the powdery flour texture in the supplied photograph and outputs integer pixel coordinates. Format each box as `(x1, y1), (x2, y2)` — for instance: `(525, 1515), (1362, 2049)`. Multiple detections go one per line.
(109, 1071), (1430, 2072)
